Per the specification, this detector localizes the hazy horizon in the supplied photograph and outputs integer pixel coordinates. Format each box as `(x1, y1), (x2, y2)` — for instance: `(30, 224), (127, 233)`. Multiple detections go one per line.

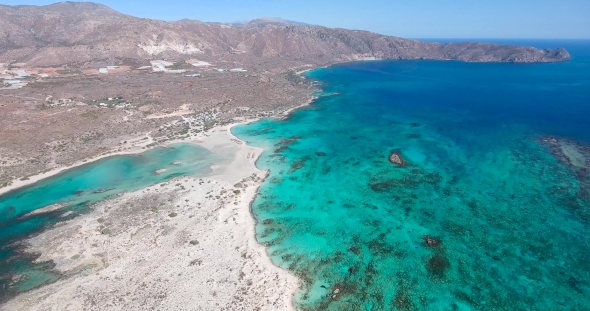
(1, 0), (589, 39)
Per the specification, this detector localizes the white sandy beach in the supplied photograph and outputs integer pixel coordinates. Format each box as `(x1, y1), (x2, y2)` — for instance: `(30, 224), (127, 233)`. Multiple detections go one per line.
(1, 124), (299, 311)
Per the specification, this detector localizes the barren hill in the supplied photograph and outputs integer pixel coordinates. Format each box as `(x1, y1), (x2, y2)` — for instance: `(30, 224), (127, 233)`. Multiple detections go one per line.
(0, 2), (571, 67)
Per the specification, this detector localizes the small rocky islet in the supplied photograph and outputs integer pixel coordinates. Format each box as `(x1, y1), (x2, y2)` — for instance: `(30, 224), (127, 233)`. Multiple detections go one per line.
(388, 150), (407, 167)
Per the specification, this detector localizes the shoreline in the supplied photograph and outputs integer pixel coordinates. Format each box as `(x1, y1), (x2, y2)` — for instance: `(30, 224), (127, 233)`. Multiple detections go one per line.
(0, 68), (320, 309)
(1, 121), (300, 310)
(282, 95), (317, 117)
(0, 100), (316, 310)
(0, 95), (317, 198)
(0, 145), (156, 197)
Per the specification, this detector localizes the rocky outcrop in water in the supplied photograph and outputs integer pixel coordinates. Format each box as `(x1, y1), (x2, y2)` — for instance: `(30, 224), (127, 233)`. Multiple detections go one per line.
(422, 235), (441, 248)
(388, 150), (407, 167)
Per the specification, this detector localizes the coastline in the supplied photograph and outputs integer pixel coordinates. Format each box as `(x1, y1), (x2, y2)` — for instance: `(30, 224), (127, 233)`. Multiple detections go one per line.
(0, 93), (317, 198)
(1, 122), (300, 310)
(0, 68), (320, 309)
(282, 95), (317, 117)
(0, 88), (322, 309)
(0, 137), (165, 197)
(1, 41), (586, 310)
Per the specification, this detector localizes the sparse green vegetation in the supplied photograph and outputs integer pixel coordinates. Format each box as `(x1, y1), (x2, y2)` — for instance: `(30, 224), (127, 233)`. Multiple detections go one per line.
(169, 212), (178, 217)
(86, 97), (126, 108)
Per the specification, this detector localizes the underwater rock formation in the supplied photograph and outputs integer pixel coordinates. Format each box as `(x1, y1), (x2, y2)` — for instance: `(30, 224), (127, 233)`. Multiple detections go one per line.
(154, 168), (167, 175)
(427, 254), (450, 278)
(422, 235), (442, 248)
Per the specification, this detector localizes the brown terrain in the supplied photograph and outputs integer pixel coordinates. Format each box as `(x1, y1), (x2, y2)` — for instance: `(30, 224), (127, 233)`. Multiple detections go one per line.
(0, 1), (572, 188)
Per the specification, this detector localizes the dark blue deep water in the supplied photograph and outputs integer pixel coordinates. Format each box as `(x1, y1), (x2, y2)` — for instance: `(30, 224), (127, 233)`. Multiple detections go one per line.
(234, 40), (590, 310)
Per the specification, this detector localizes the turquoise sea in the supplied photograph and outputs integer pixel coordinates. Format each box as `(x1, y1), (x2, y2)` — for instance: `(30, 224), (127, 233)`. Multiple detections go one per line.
(0, 40), (589, 309)
(233, 40), (590, 310)
(0, 143), (220, 301)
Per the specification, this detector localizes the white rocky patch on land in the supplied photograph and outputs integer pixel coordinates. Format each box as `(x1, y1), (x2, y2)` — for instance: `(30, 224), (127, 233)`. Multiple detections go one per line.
(188, 60), (212, 67)
(139, 41), (203, 56)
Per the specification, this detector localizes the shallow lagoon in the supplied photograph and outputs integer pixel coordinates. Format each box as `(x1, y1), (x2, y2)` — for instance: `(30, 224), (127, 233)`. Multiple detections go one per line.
(234, 41), (590, 310)
(0, 143), (220, 300)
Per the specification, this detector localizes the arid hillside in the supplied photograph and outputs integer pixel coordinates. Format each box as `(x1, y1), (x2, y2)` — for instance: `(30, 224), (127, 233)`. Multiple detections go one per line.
(0, 2), (571, 67)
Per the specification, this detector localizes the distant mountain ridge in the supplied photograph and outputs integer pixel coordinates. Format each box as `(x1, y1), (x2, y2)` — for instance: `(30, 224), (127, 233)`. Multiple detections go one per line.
(229, 18), (313, 27)
(0, 2), (571, 67)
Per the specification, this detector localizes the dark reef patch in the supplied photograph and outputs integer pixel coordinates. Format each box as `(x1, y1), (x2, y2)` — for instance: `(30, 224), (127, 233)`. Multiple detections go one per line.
(274, 136), (303, 153)
(394, 289), (416, 310)
(427, 253), (450, 278)
(288, 156), (312, 174)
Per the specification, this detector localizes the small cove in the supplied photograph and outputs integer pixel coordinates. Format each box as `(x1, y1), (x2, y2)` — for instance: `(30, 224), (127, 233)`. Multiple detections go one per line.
(0, 143), (221, 301)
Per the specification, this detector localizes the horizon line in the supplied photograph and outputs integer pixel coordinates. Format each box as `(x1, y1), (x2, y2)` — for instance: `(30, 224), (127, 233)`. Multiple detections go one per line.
(412, 38), (590, 41)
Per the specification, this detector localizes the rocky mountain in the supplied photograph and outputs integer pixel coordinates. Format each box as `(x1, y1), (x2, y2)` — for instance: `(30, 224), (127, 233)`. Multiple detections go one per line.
(229, 18), (313, 27)
(0, 2), (571, 67)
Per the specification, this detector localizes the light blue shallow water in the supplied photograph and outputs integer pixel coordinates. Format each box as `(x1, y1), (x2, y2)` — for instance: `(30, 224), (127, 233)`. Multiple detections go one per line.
(234, 40), (590, 310)
(0, 143), (220, 300)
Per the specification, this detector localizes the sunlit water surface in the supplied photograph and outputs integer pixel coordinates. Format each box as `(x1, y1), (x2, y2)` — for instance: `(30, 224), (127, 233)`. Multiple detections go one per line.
(234, 40), (590, 310)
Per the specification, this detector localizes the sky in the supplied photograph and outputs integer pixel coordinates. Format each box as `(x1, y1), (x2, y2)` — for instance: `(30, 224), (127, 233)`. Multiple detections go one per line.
(2, 0), (589, 39)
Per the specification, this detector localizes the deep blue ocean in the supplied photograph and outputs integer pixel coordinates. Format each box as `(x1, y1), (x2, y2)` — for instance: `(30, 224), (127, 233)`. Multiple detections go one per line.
(234, 40), (590, 310)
